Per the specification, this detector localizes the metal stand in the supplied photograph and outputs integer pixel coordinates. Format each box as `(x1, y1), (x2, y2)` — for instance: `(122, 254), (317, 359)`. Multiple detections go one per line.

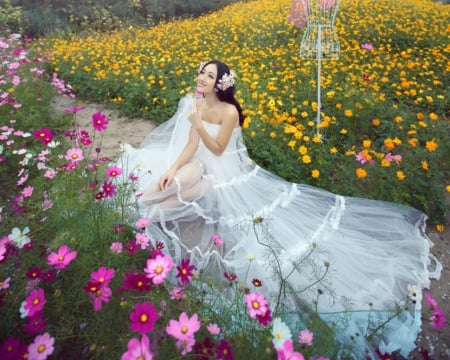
(299, 0), (341, 133)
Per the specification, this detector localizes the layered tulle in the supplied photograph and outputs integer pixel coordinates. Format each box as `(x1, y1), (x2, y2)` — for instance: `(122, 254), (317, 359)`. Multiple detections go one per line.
(116, 95), (441, 358)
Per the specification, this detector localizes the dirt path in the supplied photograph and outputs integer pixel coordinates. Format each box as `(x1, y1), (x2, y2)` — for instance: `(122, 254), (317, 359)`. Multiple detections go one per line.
(51, 95), (449, 359)
(51, 95), (156, 159)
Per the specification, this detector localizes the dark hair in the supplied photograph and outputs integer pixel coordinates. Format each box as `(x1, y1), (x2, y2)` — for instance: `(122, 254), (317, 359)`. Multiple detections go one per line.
(200, 60), (246, 126)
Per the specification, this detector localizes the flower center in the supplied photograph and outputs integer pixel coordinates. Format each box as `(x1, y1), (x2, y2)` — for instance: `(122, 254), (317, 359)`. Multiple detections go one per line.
(140, 314), (148, 323)
(252, 301), (259, 309)
(38, 344), (46, 353)
(156, 266), (163, 274)
(137, 281), (143, 287)
(181, 326), (188, 334)
(58, 256), (64, 261)
(182, 269), (187, 275)
(33, 298), (39, 305)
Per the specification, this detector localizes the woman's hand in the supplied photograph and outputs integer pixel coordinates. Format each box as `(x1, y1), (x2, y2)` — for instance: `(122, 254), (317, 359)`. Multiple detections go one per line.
(159, 167), (176, 191)
(188, 102), (202, 129)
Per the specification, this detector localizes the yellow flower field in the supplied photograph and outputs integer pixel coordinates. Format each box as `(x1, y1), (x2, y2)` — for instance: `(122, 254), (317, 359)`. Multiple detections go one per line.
(43, 0), (449, 222)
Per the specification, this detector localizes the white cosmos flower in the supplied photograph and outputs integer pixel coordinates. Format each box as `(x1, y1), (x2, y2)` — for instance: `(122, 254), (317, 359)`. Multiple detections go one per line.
(9, 226), (31, 248)
(272, 317), (292, 350)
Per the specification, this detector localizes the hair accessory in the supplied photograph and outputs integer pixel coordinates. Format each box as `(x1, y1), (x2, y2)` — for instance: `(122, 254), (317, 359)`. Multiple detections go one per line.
(216, 71), (236, 91)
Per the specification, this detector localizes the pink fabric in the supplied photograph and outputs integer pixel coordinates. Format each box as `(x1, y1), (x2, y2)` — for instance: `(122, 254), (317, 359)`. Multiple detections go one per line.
(287, 0), (307, 29)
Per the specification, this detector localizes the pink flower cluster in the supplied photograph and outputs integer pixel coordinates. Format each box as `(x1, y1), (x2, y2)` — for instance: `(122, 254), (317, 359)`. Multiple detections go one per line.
(83, 266), (115, 311)
(425, 292), (446, 330)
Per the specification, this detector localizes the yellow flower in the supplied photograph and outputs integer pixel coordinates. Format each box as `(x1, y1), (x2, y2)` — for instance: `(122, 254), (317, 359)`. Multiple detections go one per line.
(340, 128), (348, 135)
(344, 109), (353, 117)
(447, 185), (450, 192)
(311, 169), (320, 178)
(301, 154), (311, 164)
(421, 160), (429, 171)
(425, 140), (438, 152)
(362, 140), (371, 148)
(288, 140), (296, 150)
(429, 113), (438, 120)
(303, 136), (310, 142)
(395, 116), (403, 123)
(301, 111), (308, 119)
(436, 224), (444, 233)
(330, 147), (338, 154)
(396, 171), (406, 180)
(336, 103), (342, 110)
(326, 90), (335, 99)
(355, 168), (367, 179)
(426, 96), (433, 103)
(381, 159), (391, 167)
(269, 132), (276, 139)
(298, 146), (308, 155)
(312, 134), (322, 143)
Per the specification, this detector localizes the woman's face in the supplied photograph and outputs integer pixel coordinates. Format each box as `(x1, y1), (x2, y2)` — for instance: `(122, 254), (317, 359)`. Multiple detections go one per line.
(197, 63), (218, 94)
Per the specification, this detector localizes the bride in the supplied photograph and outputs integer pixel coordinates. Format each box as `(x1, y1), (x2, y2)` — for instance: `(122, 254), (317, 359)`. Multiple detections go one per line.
(118, 60), (441, 358)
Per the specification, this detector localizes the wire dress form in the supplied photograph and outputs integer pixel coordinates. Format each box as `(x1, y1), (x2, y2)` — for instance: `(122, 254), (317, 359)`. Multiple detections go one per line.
(299, 0), (340, 60)
(117, 95), (441, 358)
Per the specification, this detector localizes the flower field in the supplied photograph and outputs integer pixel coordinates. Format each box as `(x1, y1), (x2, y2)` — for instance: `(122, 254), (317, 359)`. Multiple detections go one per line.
(43, 0), (449, 223)
(0, 0), (449, 358)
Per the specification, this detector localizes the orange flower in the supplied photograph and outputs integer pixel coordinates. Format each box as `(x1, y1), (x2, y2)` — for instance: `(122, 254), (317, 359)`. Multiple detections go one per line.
(311, 169), (320, 178)
(421, 161), (429, 171)
(384, 138), (395, 151)
(425, 140), (438, 152)
(372, 118), (380, 126)
(436, 224), (444, 233)
(355, 168), (367, 179)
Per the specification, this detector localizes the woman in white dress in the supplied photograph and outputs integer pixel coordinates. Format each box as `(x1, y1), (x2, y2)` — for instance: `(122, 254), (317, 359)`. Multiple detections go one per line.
(118, 60), (441, 358)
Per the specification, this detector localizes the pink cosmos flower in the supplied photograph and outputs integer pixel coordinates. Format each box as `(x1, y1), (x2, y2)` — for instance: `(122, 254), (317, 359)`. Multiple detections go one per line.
(23, 311), (46, 335)
(0, 336), (21, 359)
(212, 234), (223, 246)
(32, 128), (54, 145)
(216, 339), (234, 360)
(166, 312), (201, 341)
(430, 308), (446, 330)
(244, 292), (268, 318)
(21, 186), (33, 198)
(92, 286), (113, 311)
(361, 43), (374, 51)
(145, 254), (173, 284)
(64, 148), (84, 162)
(277, 339), (305, 360)
(121, 334), (153, 360)
(24, 288), (46, 317)
(176, 337), (195, 356)
(176, 258), (196, 285)
(135, 218), (151, 229)
(130, 301), (159, 334)
(91, 266), (115, 287)
(44, 169), (57, 179)
(106, 166), (122, 178)
(47, 245), (77, 269)
(299, 329), (314, 346)
(170, 287), (186, 301)
(135, 233), (150, 250)
(0, 277), (11, 290)
(207, 323), (221, 335)
(256, 308), (272, 326)
(28, 332), (54, 360)
(92, 112), (109, 132)
(0, 244), (6, 262)
(110, 241), (123, 254)
(101, 181), (117, 198)
(424, 292), (438, 309)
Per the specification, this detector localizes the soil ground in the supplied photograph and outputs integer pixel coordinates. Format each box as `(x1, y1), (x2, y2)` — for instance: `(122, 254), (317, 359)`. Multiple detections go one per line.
(51, 95), (449, 359)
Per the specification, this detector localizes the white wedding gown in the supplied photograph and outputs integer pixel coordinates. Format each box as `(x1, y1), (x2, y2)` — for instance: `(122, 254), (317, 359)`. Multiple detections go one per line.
(117, 95), (441, 358)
